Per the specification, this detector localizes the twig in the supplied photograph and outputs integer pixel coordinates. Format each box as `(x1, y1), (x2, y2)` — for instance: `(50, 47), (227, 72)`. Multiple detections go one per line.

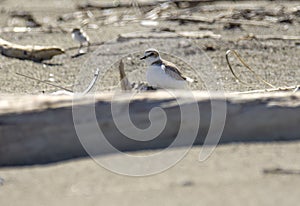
(65, 42), (104, 52)
(82, 68), (100, 94)
(77, 0), (213, 10)
(77, 1), (158, 10)
(15, 72), (73, 92)
(166, 15), (215, 24)
(16, 69), (100, 95)
(119, 60), (132, 91)
(232, 85), (299, 95)
(166, 15), (271, 27)
(226, 50), (276, 88)
(263, 168), (300, 175)
(117, 31), (221, 41)
(218, 19), (271, 27)
(256, 35), (300, 41)
(239, 34), (300, 41)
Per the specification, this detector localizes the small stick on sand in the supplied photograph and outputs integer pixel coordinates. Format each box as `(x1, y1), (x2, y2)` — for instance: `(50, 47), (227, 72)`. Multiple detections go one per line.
(263, 168), (300, 175)
(16, 69), (100, 95)
(232, 85), (300, 94)
(226, 49), (276, 88)
(15, 72), (73, 92)
(119, 60), (132, 91)
(239, 34), (300, 41)
(77, 0), (212, 10)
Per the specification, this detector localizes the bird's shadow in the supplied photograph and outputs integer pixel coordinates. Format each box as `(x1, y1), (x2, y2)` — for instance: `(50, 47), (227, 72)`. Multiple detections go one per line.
(71, 52), (86, 58)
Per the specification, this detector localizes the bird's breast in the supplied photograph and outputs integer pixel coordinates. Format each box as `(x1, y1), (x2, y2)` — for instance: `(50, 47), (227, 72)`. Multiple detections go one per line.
(146, 65), (187, 89)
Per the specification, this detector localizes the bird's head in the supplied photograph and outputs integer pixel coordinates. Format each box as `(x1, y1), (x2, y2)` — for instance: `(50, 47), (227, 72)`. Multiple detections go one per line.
(140, 48), (160, 65)
(71, 28), (81, 34)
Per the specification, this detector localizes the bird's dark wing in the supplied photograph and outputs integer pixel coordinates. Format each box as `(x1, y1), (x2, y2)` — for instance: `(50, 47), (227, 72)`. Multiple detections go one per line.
(163, 60), (187, 81)
(164, 61), (191, 80)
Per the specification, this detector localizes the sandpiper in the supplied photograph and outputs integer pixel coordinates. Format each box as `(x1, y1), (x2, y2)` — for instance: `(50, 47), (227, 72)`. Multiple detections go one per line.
(140, 48), (196, 89)
(71, 28), (90, 52)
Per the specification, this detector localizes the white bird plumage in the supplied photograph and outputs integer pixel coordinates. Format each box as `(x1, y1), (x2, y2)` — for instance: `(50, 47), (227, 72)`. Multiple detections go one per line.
(140, 48), (196, 89)
(71, 28), (90, 52)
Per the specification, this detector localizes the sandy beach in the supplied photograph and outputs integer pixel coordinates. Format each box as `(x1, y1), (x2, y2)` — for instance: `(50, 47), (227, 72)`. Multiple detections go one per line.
(0, 0), (300, 205)
(1, 142), (300, 205)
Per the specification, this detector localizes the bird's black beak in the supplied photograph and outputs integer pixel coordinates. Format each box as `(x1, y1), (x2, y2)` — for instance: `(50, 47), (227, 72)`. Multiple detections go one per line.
(140, 56), (147, 60)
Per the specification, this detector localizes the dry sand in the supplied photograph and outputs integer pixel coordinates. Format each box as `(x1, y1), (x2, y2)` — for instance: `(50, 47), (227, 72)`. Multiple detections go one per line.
(1, 142), (300, 206)
(0, 0), (299, 93)
(1, 0), (300, 205)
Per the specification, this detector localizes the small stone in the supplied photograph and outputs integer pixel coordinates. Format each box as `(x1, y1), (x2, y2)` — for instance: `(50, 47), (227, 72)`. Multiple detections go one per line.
(48, 77), (55, 82)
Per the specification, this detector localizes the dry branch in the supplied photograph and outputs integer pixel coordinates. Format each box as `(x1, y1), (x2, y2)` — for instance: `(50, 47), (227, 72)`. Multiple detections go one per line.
(239, 34), (300, 41)
(226, 50), (276, 88)
(218, 19), (271, 27)
(119, 60), (132, 91)
(117, 31), (221, 41)
(77, 0), (214, 10)
(0, 37), (64, 61)
(77, 1), (158, 10)
(167, 15), (215, 24)
(1, 92), (300, 166)
(233, 85), (300, 95)
(167, 15), (271, 27)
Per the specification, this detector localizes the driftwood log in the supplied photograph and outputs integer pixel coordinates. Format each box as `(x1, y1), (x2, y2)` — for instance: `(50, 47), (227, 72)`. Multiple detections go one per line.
(77, 0), (213, 10)
(117, 31), (221, 41)
(0, 37), (64, 61)
(0, 91), (300, 166)
(239, 34), (300, 41)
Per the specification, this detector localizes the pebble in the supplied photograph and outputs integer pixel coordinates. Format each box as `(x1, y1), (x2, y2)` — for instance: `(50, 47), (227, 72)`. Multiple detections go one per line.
(48, 77), (55, 82)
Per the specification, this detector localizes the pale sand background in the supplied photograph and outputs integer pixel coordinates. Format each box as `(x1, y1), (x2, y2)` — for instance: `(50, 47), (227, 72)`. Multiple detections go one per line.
(0, 0), (300, 205)
(1, 142), (300, 205)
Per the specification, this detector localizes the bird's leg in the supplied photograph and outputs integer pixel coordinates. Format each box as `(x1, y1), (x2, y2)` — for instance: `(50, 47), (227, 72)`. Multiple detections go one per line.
(78, 43), (83, 53)
(87, 41), (91, 52)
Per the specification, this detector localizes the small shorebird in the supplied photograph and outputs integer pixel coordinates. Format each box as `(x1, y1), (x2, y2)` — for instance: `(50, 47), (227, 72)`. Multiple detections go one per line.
(71, 28), (90, 52)
(140, 48), (196, 89)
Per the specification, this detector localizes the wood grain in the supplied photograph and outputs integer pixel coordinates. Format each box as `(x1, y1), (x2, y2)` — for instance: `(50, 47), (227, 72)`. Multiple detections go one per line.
(1, 91), (300, 166)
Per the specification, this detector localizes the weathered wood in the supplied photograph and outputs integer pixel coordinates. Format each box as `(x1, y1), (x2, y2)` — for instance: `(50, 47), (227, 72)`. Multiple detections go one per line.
(166, 15), (215, 24)
(77, 0), (214, 10)
(167, 15), (272, 27)
(117, 31), (221, 41)
(239, 34), (300, 41)
(233, 85), (300, 94)
(0, 91), (300, 166)
(119, 60), (132, 91)
(0, 37), (64, 61)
